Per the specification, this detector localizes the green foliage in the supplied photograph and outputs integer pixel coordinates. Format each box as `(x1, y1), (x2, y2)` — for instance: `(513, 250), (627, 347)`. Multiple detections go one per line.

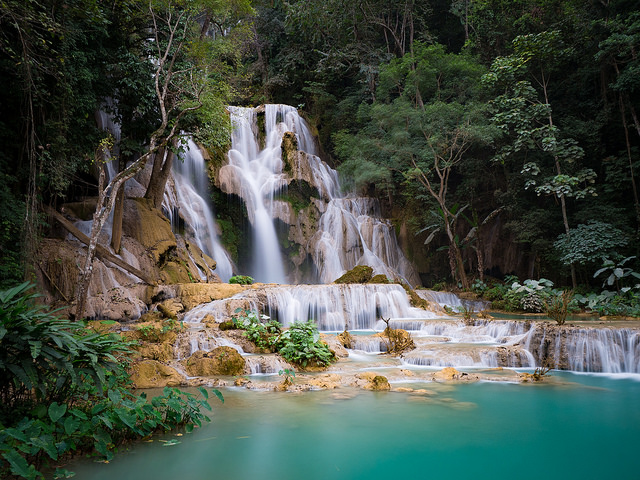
(574, 290), (640, 317)
(594, 257), (640, 292)
(0, 283), (222, 479)
(272, 321), (335, 367)
(231, 309), (334, 367)
(554, 221), (630, 267)
(229, 275), (254, 285)
(278, 368), (296, 385)
(232, 309), (282, 350)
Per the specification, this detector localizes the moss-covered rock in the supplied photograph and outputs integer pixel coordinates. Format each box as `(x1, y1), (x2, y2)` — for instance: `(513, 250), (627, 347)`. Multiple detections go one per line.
(182, 346), (246, 376)
(368, 274), (390, 284)
(354, 372), (391, 391)
(334, 265), (374, 284)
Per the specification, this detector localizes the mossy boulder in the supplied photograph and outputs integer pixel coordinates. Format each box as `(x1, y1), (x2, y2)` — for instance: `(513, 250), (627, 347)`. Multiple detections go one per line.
(355, 372), (391, 391)
(368, 274), (390, 284)
(334, 265), (373, 284)
(182, 346), (246, 376)
(336, 330), (354, 349)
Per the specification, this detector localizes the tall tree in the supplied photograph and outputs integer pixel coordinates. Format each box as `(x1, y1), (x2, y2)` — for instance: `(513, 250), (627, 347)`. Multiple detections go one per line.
(335, 43), (496, 288)
(483, 31), (597, 288)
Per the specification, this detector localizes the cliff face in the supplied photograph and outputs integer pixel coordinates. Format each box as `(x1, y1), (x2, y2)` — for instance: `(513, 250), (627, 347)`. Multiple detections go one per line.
(38, 195), (218, 320)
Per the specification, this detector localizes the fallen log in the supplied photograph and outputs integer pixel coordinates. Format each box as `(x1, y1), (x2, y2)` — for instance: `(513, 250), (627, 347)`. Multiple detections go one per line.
(45, 205), (155, 285)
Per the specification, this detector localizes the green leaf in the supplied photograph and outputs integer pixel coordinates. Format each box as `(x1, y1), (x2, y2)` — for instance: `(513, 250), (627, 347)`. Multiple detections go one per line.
(49, 402), (68, 423)
(2, 450), (37, 479)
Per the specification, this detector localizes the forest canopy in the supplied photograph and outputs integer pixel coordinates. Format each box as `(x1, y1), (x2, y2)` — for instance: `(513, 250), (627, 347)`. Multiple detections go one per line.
(0, 0), (638, 290)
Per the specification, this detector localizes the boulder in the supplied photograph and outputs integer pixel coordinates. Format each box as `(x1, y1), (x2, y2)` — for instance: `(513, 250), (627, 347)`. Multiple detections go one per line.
(157, 298), (184, 319)
(354, 372), (391, 391)
(334, 265), (373, 284)
(129, 360), (185, 388)
(431, 367), (479, 383)
(182, 346), (246, 376)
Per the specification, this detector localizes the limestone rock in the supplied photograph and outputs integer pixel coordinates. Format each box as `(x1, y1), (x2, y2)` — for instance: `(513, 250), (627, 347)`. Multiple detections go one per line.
(177, 283), (246, 310)
(354, 372), (391, 391)
(431, 367), (479, 383)
(336, 330), (354, 349)
(129, 360), (185, 389)
(134, 342), (174, 363)
(182, 346), (246, 376)
(306, 373), (342, 390)
(158, 298), (184, 319)
(322, 333), (349, 358)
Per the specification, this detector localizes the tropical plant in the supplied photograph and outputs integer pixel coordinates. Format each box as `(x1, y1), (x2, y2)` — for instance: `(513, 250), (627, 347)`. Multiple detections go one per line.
(272, 321), (334, 367)
(594, 257), (640, 292)
(0, 283), (223, 479)
(545, 290), (574, 325)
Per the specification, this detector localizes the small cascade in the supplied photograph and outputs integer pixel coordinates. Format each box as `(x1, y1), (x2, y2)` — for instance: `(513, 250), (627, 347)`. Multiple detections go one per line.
(244, 355), (293, 374)
(523, 324), (640, 373)
(260, 284), (434, 331)
(415, 290), (488, 311)
(182, 284), (435, 330)
(168, 139), (234, 281)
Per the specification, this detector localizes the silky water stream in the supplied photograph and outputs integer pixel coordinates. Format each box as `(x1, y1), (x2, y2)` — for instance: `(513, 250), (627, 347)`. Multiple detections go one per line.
(70, 369), (639, 479)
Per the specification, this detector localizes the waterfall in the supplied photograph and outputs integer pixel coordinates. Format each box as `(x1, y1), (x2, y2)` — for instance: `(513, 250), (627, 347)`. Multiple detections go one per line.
(415, 289), (488, 311)
(523, 324), (640, 373)
(223, 106), (288, 283)
(221, 104), (420, 286)
(182, 283), (435, 331)
(169, 139), (234, 282)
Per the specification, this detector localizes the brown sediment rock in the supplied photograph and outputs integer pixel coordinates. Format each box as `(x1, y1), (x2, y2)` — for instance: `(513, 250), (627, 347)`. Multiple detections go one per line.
(182, 346), (246, 376)
(129, 360), (185, 388)
(306, 374), (343, 390)
(431, 367), (479, 383)
(157, 298), (184, 319)
(354, 372), (391, 391)
(176, 283), (247, 310)
(336, 330), (354, 349)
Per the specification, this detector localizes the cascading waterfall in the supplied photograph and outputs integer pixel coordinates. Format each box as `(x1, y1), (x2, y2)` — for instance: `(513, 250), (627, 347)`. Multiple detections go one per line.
(220, 104), (420, 285)
(169, 139), (234, 282)
(523, 324), (640, 373)
(223, 106), (288, 283)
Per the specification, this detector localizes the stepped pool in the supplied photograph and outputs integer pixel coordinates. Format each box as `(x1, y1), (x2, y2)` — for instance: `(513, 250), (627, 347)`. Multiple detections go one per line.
(70, 371), (639, 479)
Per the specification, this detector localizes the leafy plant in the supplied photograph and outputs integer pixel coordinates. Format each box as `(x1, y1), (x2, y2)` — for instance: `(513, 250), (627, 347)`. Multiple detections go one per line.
(229, 275), (254, 285)
(545, 290), (574, 325)
(0, 283), (223, 479)
(594, 256), (640, 292)
(272, 321), (334, 367)
(278, 368), (296, 386)
(232, 309), (281, 349)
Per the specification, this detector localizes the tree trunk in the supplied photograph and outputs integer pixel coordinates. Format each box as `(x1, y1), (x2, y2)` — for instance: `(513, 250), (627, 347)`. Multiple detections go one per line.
(144, 144), (175, 209)
(110, 156), (127, 254)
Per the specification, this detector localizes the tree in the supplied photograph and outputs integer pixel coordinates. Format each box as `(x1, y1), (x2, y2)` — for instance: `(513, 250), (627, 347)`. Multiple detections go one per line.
(75, 0), (220, 319)
(335, 43), (495, 288)
(483, 31), (597, 288)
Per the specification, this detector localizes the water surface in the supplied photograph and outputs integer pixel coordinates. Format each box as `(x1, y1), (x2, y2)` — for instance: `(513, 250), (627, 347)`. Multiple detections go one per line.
(71, 372), (639, 480)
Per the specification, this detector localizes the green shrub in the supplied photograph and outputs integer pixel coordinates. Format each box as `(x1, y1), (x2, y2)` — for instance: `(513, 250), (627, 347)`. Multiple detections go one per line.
(272, 321), (335, 367)
(229, 275), (254, 285)
(0, 283), (222, 479)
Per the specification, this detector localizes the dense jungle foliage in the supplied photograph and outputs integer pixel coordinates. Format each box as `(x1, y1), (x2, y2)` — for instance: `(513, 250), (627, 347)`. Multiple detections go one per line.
(0, 0), (639, 291)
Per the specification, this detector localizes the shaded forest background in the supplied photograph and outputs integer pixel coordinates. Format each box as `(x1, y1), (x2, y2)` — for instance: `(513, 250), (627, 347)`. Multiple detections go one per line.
(1, 0), (639, 290)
